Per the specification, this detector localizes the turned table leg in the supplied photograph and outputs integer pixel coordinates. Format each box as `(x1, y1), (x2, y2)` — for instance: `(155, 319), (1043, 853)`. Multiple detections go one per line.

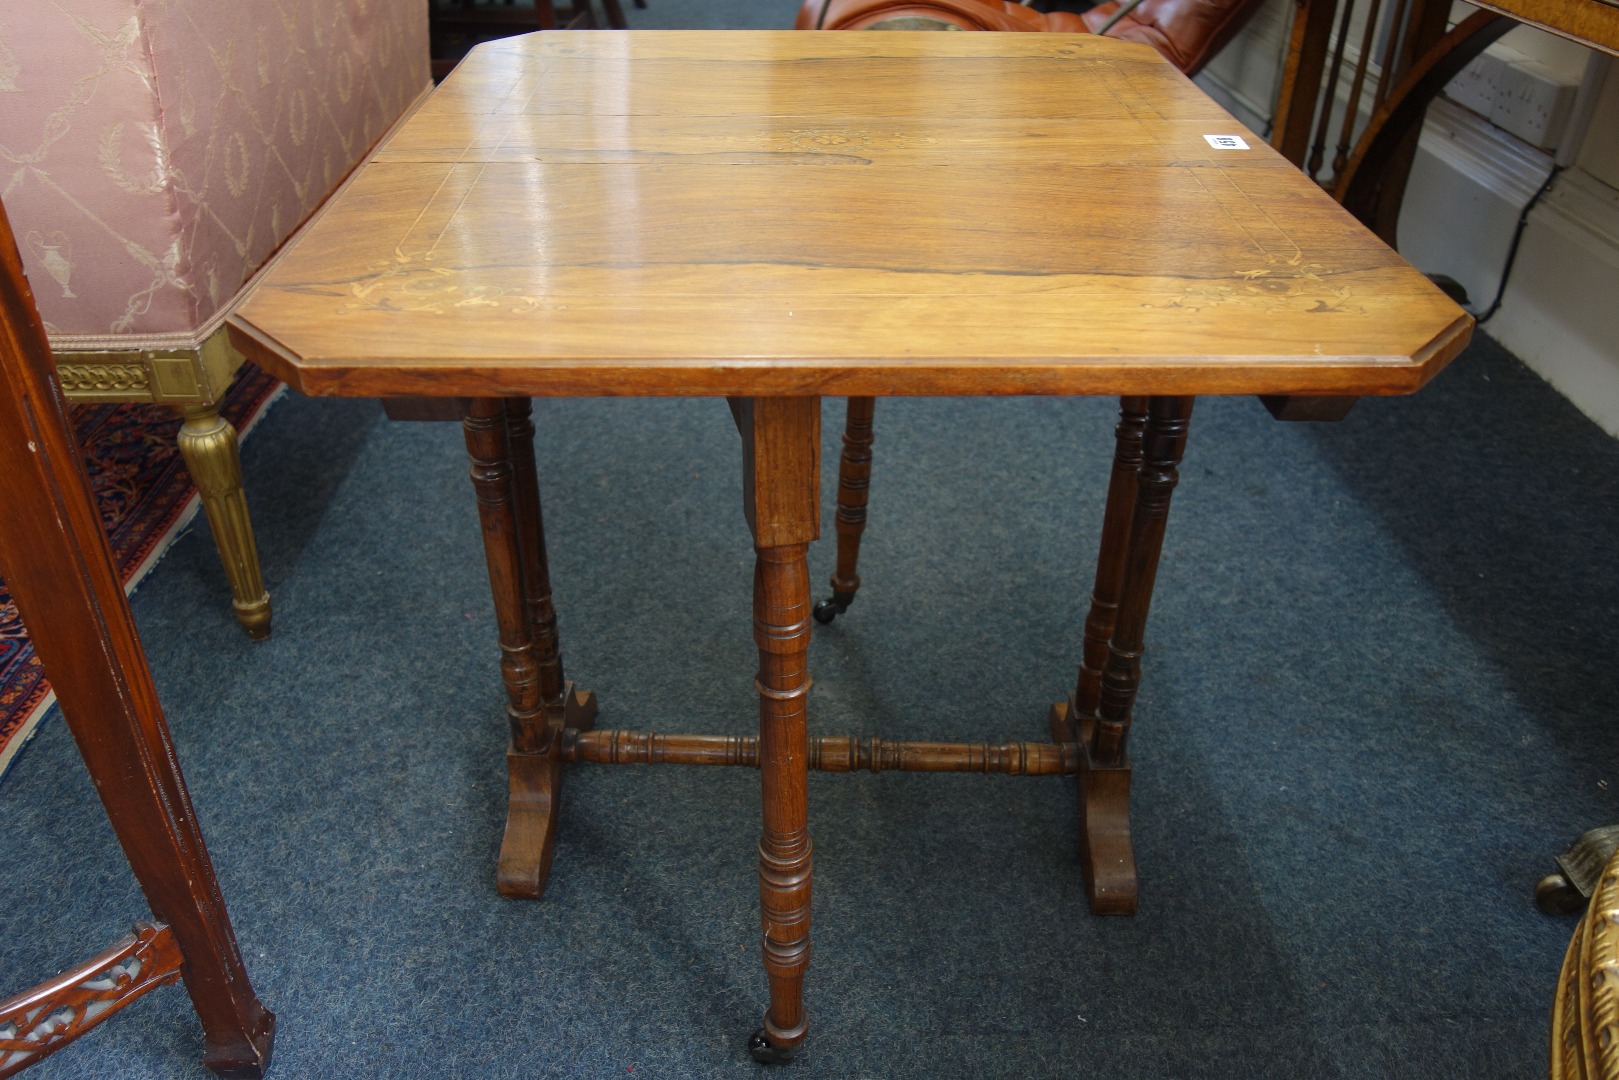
(813, 396), (876, 625)
(731, 397), (819, 1064)
(1072, 395), (1193, 915)
(175, 402), (271, 640)
(464, 397), (593, 900)
(1051, 397), (1148, 749)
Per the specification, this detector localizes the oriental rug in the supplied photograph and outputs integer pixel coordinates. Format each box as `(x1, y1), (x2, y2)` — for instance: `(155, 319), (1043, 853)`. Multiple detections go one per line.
(0, 363), (283, 779)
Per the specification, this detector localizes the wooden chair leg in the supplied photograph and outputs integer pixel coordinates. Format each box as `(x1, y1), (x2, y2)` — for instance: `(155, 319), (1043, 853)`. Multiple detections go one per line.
(601, 0), (630, 27)
(813, 396), (876, 625)
(0, 204), (274, 1078)
(175, 403), (271, 640)
(1078, 395), (1194, 915)
(731, 397), (819, 1064)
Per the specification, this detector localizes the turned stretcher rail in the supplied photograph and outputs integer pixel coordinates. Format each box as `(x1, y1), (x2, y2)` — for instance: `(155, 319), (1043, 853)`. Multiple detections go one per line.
(561, 729), (1079, 775)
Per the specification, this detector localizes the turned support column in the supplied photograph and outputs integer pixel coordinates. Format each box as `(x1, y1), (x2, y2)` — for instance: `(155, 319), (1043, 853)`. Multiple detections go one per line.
(463, 398), (547, 753)
(1053, 396), (1148, 748)
(175, 402), (271, 641)
(814, 396), (876, 625)
(503, 398), (566, 706)
(464, 397), (596, 900)
(1072, 395), (1194, 915)
(730, 396), (819, 1063)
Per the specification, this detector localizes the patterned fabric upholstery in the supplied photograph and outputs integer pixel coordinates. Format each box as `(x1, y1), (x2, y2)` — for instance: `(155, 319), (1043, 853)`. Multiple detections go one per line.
(0, 0), (429, 339)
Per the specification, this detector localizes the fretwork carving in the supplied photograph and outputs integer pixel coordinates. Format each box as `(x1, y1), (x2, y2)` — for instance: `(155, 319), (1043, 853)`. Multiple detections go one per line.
(0, 923), (183, 1079)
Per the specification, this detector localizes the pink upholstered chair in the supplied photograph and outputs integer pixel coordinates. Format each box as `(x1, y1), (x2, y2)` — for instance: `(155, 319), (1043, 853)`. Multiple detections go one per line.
(0, 0), (430, 637)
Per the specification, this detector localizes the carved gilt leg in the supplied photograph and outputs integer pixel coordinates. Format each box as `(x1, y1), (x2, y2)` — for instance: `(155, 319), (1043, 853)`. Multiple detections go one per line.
(175, 404), (270, 640)
(813, 396), (876, 625)
(464, 398), (580, 900)
(731, 397), (819, 1064)
(1077, 395), (1193, 916)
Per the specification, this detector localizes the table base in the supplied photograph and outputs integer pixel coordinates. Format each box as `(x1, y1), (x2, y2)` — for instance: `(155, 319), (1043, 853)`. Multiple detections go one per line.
(460, 393), (1195, 1062)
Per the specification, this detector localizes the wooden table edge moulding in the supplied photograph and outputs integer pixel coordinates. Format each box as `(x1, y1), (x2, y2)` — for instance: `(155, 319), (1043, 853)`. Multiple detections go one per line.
(227, 29), (1472, 1064)
(0, 200), (274, 1076)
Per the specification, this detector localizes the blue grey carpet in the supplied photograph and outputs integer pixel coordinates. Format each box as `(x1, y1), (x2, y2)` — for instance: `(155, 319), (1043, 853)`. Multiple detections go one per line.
(4, 328), (1613, 1078)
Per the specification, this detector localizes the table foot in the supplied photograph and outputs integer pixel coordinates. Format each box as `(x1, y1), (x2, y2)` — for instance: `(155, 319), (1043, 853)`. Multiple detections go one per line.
(496, 747), (563, 900)
(1076, 741), (1138, 915)
(497, 682), (596, 900)
(748, 1027), (799, 1065)
(1049, 700), (1134, 913)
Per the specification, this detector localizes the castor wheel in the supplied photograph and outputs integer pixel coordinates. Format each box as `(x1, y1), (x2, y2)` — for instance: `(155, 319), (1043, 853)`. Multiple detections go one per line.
(1537, 872), (1587, 916)
(812, 590), (856, 625)
(811, 598), (845, 624)
(747, 1029), (796, 1065)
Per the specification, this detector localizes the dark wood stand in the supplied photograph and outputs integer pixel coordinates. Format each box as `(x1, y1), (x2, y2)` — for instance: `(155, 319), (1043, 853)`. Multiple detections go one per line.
(0, 204), (274, 1076)
(455, 392), (1197, 1060)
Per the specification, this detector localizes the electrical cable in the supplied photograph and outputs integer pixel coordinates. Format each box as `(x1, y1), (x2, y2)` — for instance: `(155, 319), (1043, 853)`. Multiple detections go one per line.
(1475, 163), (1563, 325)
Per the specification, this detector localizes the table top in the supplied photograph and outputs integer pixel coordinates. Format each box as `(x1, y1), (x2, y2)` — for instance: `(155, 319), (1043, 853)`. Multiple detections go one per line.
(228, 31), (1472, 399)
(1471, 0), (1619, 55)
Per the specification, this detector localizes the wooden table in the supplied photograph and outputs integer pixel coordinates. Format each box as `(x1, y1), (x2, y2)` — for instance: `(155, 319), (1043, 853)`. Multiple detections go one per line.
(228, 29), (1471, 1063)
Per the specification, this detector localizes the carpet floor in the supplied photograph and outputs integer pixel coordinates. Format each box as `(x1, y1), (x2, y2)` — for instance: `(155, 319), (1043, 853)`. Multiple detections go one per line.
(2, 327), (1613, 1078)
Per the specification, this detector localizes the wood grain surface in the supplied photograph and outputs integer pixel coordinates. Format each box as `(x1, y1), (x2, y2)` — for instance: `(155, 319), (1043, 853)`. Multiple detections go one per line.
(1470, 0), (1619, 54)
(229, 31), (1471, 399)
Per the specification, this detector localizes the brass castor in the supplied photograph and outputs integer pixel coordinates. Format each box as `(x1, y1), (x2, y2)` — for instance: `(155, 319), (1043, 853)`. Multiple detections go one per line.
(1538, 873), (1587, 916)
(747, 1029), (796, 1065)
(812, 590), (856, 625)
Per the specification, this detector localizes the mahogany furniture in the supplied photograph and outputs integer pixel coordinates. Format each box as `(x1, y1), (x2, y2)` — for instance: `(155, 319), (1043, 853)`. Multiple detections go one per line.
(228, 30), (1470, 1063)
(0, 200), (274, 1075)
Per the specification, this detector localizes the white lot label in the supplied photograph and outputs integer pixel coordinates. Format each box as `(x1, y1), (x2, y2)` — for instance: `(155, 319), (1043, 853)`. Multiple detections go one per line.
(1204, 134), (1250, 150)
